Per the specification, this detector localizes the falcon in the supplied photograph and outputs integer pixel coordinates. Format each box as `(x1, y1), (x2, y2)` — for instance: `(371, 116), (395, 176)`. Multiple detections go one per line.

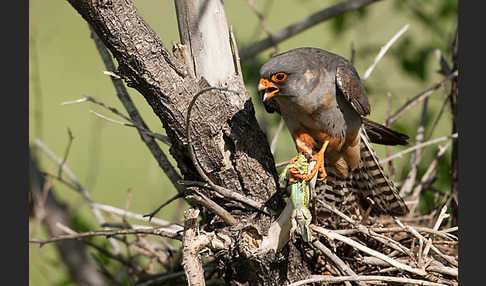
(258, 47), (409, 216)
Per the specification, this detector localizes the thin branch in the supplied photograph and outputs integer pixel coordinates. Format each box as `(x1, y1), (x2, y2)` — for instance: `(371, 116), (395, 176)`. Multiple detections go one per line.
(362, 24), (409, 81)
(334, 226), (457, 241)
(239, 0), (382, 60)
(312, 241), (365, 286)
(89, 26), (183, 194)
(29, 226), (182, 246)
(387, 71), (458, 124)
(57, 128), (75, 179)
(394, 219), (458, 267)
(247, 0), (279, 55)
(92, 202), (183, 229)
(310, 225), (427, 276)
(380, 133), (457, 164)
(33, 139), (121, 253)
(289, 275), (448, 286)
(400, 97), (428, 196)
(143, 193), (183, 222)
(88, 109), (170, 144)
(408, 142), (451, 214)
(63, 96), (171, 145)
(185, 190), (238, 226)
(317, 199), (411, 256)
(423, 205), (448, 258)
(426, 94), (451, 141)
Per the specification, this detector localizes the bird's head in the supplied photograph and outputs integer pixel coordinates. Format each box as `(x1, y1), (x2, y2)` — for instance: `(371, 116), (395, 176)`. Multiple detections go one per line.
(258, 48), (321, 103)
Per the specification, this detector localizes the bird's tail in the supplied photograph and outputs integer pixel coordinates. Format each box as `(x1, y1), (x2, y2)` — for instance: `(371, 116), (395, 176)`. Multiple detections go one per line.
(352, 130), (409, 216)
(313, 130), (408, 218)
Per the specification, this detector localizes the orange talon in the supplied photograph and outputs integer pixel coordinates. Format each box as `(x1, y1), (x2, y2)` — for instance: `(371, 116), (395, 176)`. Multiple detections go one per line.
(303, 140), (329, 181)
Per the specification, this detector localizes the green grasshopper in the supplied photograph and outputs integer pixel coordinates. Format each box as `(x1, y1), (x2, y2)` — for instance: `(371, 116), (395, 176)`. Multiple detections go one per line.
(279, 153), (313, 242)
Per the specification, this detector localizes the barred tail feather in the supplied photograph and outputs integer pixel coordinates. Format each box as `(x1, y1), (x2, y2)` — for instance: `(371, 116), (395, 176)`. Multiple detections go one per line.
(355, 130), (409, 216)
(313, 129), (408, 220)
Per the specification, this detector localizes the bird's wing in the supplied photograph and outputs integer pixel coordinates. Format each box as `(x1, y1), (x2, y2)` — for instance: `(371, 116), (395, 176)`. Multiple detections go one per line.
(363, 118), (409, 146)
(335, 62), (371, 116)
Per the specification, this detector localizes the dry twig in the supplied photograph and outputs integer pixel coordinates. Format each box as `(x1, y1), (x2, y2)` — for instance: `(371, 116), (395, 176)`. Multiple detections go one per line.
(240, 0), (382, 60)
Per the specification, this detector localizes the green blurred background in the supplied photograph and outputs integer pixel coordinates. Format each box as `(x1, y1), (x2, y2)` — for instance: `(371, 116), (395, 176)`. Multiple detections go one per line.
(29, 0), (457, 284)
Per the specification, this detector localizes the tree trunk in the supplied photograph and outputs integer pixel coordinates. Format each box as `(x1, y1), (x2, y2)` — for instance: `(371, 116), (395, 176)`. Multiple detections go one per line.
(65, 0), (311, 284)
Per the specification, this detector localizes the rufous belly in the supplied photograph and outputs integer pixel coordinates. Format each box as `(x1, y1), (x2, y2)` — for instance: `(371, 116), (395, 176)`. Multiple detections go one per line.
(291, 126), (361, 178)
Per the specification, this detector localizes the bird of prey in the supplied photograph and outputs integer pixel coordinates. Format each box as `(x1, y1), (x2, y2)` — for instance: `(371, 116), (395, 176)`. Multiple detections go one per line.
(258, 47), (409, 216)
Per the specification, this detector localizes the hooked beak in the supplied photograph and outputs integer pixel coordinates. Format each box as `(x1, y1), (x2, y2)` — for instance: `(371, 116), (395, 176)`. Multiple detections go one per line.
(258, 78), (279, 102)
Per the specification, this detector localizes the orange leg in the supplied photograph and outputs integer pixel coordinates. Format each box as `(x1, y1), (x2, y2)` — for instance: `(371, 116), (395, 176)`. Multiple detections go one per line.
(306, 140), (329, 181)
(289, 141), (329, 182)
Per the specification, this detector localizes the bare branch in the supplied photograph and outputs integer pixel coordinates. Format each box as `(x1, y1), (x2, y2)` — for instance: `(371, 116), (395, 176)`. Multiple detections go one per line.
(380, 133), (457, 164)
(400, 97), (428, 196)
(362, 24), (409, 81)
(240, 0), (382, 60)
(185, 189), (238, 226)
(387, 71), (458, 124)
(89, 26), (184, 194)
(34, 139), (121, 252)
(310, 225), (427, 276)
(29, 226), (182, 246)
(92, 202), (182, 229)
(57, 128), (75, 179)
(408, 142), (451, 214)
(312, 241), (365, 286)
(394, 219), (458, 267)
(247, 0), (279, 55)
(182, 209), (209, 286)
(289, 275), (448, 286)
(63, 95), (171, 145)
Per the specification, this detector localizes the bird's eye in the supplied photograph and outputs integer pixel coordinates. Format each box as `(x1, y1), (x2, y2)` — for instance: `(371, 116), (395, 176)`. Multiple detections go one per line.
(272, 72), (287, 82)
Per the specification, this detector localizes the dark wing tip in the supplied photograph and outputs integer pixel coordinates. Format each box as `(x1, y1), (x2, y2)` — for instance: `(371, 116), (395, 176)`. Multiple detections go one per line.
(363, 118), (409, 146)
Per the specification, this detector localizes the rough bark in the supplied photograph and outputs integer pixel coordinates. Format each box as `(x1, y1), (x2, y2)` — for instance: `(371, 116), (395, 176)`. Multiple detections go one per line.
(66, 0), (281, 211)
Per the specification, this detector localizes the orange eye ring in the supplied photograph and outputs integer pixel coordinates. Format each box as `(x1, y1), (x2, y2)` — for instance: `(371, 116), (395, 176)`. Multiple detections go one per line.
(271, 72), (287, 83)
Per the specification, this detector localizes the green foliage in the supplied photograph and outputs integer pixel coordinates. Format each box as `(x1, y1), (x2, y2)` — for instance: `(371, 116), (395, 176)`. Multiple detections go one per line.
(70, 212), (94, 234)
(393, 38), (434, 81)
